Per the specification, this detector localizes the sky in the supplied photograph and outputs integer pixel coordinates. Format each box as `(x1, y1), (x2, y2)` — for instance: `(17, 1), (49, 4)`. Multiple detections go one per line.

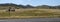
(0, 0), (60, 6)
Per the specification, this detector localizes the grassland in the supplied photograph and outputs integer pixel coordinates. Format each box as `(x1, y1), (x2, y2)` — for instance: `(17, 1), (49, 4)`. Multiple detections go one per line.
(0, 9), (60, 18)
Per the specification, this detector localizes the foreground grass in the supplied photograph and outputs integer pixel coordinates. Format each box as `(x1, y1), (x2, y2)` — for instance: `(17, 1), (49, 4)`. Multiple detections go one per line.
(0, 9), (60, 18)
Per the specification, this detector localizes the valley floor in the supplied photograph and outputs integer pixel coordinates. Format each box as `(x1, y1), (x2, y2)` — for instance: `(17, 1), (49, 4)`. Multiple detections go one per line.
(0, 9), (60, 18)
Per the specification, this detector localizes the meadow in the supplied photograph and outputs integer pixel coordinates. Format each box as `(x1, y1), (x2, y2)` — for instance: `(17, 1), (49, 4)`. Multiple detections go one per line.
(0, 9), (60, 18)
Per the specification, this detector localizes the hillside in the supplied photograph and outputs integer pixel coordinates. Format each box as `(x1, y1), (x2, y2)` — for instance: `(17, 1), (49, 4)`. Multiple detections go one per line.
(0, 3), (60, 18)
(0, 3), (60, 10)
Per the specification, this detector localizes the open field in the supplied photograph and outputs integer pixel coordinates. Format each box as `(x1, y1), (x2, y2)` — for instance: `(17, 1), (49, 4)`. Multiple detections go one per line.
(0, 9), (60, 18)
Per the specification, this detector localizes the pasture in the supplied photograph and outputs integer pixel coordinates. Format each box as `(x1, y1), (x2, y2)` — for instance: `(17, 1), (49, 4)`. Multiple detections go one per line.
(0, 9), (60, 18)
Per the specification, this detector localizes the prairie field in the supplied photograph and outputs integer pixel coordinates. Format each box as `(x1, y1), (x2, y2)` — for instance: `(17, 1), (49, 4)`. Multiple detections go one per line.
(0, 9), (60, 18)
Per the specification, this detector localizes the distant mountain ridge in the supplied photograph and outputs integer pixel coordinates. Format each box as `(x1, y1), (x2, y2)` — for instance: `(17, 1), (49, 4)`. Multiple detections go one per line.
(0, 3), (60, 10)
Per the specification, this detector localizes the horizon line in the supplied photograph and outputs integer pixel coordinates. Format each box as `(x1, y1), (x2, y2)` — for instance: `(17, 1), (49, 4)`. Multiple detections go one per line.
(0, 3), (60, 6)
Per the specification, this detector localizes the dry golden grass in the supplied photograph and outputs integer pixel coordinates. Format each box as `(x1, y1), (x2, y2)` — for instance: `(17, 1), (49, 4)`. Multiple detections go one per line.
(0, 9), (60, 18)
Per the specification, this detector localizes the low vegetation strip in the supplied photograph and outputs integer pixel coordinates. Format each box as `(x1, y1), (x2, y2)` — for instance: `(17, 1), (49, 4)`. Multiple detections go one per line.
(0, 9), (60, 18)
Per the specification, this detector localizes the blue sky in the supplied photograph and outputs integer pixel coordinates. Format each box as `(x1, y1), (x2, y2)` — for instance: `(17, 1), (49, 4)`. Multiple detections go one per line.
(0, 0), (60, 6)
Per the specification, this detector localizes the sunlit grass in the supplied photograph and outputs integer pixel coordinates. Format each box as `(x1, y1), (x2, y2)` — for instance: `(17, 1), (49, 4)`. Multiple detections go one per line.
(0, 9), (60, 18)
